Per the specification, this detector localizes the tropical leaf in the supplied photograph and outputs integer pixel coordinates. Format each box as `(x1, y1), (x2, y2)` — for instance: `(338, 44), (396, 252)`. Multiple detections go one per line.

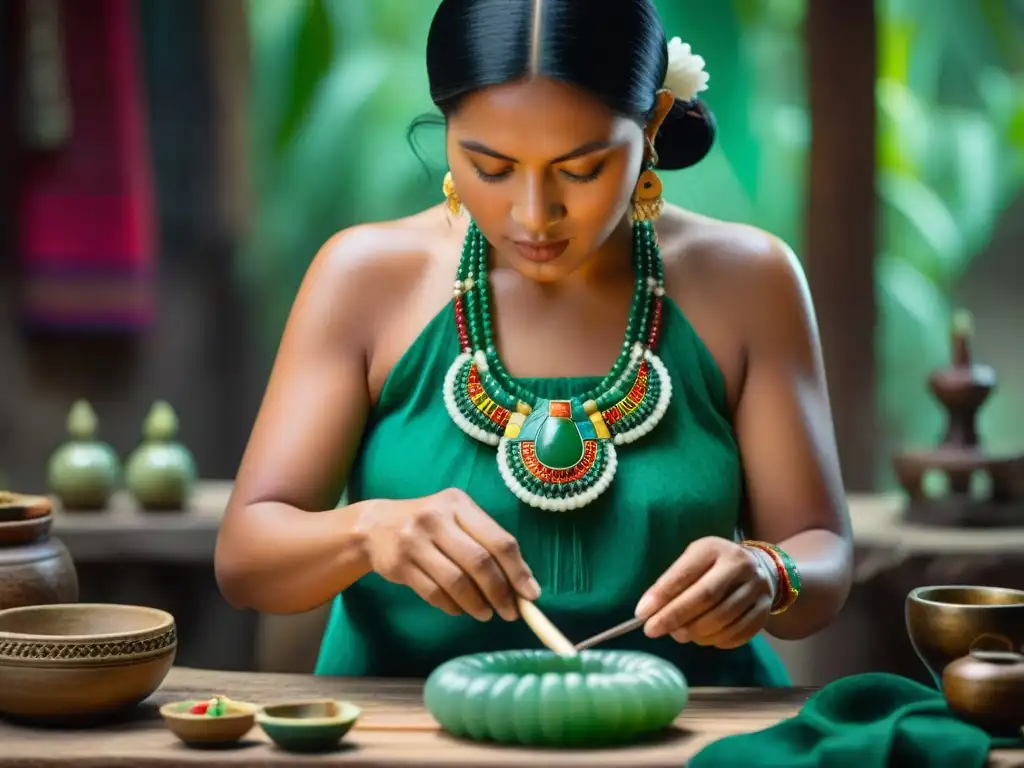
(878, 171), (964, 287)
(274, 0), (334, 153)
(656, 0), (760, 199)
(875, 255), (950, 457)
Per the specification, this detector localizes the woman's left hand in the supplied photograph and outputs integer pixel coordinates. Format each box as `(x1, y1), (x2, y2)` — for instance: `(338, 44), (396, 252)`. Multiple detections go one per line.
(634, 537), (775, 649)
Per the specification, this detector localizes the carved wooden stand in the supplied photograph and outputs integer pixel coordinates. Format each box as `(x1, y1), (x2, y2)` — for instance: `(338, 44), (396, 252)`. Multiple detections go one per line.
(893, 311), (1024, 527)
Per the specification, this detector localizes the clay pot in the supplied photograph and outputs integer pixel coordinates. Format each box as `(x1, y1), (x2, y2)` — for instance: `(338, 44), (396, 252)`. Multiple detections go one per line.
(0, 495), (78, 612)
(943, 648), (1024, 734)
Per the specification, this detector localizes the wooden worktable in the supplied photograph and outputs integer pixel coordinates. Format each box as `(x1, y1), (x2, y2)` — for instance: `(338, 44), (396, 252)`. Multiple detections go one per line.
(1, 668), (1021, 767)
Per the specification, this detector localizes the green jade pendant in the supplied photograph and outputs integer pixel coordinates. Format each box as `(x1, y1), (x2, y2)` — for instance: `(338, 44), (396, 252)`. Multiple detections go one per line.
(443, 220), (672, 512)
(496, 398), (615, 512)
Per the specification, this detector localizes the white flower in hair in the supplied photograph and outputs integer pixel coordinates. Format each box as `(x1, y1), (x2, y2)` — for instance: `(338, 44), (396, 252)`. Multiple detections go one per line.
(663, 37), (709, 102)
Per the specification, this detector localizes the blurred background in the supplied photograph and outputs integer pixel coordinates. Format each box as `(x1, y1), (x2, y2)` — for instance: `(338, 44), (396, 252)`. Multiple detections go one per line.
(0, 0), (1022, 684)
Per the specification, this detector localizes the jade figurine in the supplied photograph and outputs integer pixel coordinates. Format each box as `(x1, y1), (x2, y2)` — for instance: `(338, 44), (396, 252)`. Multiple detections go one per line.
(124, 401), (196, 511)
(46, 400), (120, 510)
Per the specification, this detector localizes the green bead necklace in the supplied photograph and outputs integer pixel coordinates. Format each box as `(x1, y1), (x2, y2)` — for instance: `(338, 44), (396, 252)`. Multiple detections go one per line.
(443, 219), (672, 511)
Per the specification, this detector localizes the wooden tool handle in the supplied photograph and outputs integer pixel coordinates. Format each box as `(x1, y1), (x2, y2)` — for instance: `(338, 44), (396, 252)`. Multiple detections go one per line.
(516, 597), (578, 657)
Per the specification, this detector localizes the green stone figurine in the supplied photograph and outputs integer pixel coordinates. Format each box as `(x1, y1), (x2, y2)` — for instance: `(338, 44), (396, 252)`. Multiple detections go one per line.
(124, 401), (196, 511)
(47, 400), (120, 510)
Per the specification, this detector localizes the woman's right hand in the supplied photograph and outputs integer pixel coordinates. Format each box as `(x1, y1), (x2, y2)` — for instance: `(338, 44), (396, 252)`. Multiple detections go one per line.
(356, 488), (541, 622)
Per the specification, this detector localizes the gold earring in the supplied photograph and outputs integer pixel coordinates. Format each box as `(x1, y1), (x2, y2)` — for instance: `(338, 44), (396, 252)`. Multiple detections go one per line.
(632, 139), (663, 222)
(632, 165), (663, 222)
(443, 170), (463, 217)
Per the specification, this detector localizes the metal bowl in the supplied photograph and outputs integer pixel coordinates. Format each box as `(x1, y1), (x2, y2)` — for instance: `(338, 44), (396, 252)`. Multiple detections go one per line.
(905, 585), (1024, 687)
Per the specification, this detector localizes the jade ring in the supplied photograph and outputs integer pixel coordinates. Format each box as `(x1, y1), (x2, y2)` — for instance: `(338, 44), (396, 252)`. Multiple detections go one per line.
(423, 649), (688, 747)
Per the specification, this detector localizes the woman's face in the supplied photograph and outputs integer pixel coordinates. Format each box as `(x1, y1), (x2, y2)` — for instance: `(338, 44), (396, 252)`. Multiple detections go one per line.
(445, 77), (647, 283)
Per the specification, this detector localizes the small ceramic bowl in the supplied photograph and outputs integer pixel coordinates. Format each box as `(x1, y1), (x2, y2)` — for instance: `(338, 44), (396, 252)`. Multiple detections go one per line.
(160, 698), (258, 747)
(257, 699), (361, 753)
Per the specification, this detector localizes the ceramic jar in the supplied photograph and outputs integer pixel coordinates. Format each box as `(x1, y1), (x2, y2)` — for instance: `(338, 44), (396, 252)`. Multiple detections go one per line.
(47, 400), (120, 510)
(942, 646), (1024, 734)
(124, 402), (196, 511)
(0, 494), (78, 611)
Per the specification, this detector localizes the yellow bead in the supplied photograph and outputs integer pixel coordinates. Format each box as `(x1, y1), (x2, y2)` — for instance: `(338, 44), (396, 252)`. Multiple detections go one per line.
(583, 399), (599, 415)
(516, 401), (532, 416)
(589, 411), (611, 439)
(505, 412), (527, 439)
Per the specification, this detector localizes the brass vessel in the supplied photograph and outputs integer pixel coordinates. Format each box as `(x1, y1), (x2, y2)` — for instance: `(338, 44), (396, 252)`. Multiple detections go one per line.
(905, 585), (1024, 688)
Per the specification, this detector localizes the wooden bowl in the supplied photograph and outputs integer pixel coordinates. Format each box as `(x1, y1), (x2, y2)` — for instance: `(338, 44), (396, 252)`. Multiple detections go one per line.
(906, 585), (1024, 687)
(0, 603), (177, 722)
(161, 698), (258, 747)
(257, 699), (361, 753)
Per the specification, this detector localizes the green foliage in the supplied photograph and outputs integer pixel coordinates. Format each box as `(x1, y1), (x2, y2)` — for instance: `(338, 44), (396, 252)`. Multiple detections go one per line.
(875, 0), (1024, 481)
(241, 0), (441, 344)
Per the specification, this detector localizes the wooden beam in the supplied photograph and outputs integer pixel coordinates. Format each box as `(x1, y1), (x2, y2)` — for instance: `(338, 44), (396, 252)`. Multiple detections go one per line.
(805, 0), (879, 491)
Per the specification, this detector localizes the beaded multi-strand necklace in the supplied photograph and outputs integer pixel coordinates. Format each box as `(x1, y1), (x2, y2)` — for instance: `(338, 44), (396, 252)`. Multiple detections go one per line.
(442, 219), (672, 512)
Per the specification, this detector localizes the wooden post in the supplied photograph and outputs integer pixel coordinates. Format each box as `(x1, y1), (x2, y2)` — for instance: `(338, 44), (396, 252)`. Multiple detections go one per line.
(805, 0), (879, 491)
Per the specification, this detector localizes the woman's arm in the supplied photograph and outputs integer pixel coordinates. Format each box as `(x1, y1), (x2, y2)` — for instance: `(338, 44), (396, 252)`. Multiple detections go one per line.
(732, 236), (853, 641)
(215, 228), (385, 615)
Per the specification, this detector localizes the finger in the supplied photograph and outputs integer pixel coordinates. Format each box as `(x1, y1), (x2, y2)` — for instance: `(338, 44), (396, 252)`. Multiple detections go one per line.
(635, 542), (719, 619)
(435, 524), (519, 621)
(698, 595), (774, 649)
(671, 580), (759, 644)
(412, 544), (493, 621)
(402, 565), (464, 617)
(646, 559), (741, 638)
(455, 506), (541, 602)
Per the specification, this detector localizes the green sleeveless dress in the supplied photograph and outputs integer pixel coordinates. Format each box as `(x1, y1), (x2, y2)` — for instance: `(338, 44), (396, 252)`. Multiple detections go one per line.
(314, 297), (790, 686)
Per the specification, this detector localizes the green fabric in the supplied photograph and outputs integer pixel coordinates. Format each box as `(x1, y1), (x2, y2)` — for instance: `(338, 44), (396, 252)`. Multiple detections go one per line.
(315, 297), (789, 686)
(690, 672), (1022, 768)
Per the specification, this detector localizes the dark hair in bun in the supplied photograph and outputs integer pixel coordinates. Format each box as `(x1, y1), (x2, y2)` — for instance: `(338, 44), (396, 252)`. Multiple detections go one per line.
(425, 0), (715, 171)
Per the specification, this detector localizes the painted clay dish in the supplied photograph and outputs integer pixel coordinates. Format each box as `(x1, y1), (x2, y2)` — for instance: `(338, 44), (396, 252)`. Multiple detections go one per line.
(0, 603), (176, 722)
(161, 698), (259, 746)
(424, 649), (688, 746)
(257, 700), (361, 753)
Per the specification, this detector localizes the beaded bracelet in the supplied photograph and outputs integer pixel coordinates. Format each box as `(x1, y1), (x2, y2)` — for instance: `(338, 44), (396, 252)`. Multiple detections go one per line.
(741, 540), (802, 615)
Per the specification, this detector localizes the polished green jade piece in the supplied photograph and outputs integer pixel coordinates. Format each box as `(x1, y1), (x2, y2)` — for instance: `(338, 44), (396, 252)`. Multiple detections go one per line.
(424, 649), (688, 747)
(534, 412), (585, 468)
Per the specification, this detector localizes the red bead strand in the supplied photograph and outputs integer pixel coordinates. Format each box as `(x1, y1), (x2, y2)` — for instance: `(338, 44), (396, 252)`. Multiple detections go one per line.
(454, 296), (471, 351)
(646, 297), (663, 349)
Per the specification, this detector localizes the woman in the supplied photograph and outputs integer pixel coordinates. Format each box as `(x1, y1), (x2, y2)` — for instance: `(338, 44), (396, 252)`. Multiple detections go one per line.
(215, 0), (852, 686)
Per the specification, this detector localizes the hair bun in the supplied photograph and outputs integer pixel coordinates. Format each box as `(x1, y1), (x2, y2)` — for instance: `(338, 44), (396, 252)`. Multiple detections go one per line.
(652, 98), (716, 171)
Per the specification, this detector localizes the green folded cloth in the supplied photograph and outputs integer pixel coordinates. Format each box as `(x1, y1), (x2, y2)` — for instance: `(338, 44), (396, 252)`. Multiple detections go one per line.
(689, 672), (1021, 768)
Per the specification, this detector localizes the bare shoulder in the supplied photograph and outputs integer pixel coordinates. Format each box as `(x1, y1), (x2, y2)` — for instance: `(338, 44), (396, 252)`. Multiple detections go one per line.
(297, 204), (464, 348)
(657, 206), (815, 338)
(309, 204), (460, 304)
(659, 206), (803, 290)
